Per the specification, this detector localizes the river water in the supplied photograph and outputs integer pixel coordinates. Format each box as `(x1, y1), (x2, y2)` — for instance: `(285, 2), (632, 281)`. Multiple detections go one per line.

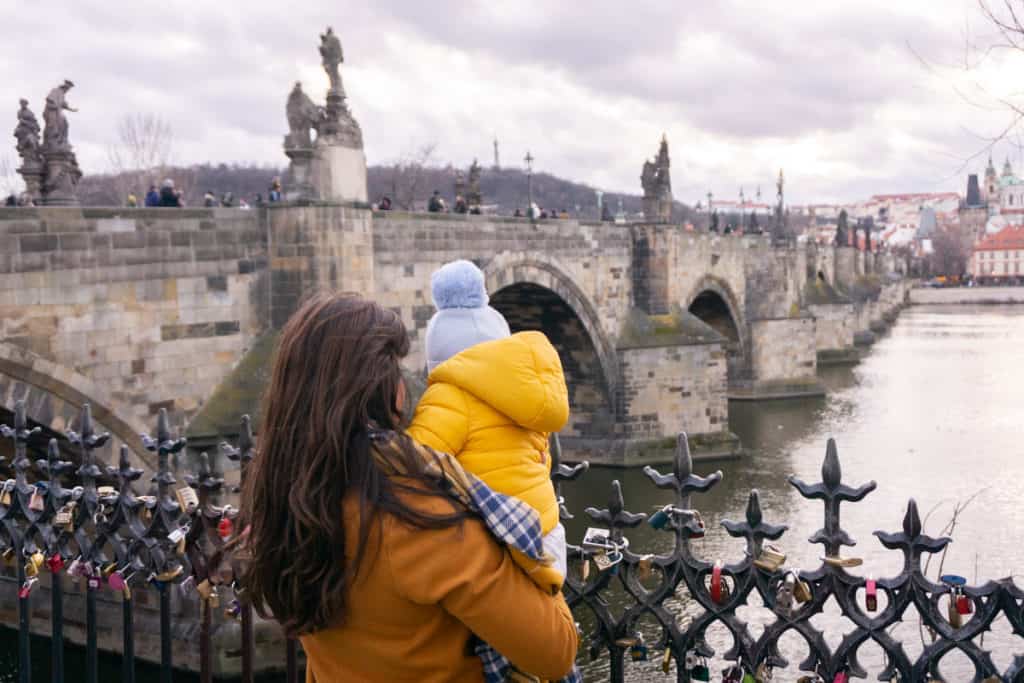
(2, 304), (1023, 681)
(563, 303), (1024, 681)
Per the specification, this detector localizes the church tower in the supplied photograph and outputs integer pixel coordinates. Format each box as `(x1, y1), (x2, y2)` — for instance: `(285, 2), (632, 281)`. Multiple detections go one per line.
(984, 155), (998, 203)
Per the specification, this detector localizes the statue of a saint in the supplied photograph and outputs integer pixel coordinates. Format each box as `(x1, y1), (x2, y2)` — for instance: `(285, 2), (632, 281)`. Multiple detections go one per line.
(641, 160), (656, 197)
(285, 82), (323, 148)
(319, 27), (344, 93)
(14, 98), (41, 165)
(43, 80), (76, 150)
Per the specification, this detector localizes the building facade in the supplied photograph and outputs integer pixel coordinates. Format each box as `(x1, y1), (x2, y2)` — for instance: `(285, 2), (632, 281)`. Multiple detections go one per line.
(972, 225), (1024, 283)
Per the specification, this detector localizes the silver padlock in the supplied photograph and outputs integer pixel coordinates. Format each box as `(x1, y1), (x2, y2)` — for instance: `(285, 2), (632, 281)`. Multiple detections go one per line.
(167, 524), (190, 544)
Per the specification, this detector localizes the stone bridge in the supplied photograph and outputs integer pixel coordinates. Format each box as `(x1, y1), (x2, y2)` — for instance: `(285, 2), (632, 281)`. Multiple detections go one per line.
(0, 205), (908, 466)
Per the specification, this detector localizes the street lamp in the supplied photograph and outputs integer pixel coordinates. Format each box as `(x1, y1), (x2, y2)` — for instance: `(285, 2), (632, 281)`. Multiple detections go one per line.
(524, 151), (534, 219)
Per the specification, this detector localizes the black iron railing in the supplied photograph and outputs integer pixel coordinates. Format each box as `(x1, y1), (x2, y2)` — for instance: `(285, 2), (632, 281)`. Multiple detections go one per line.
(0, 399), (1021, 682)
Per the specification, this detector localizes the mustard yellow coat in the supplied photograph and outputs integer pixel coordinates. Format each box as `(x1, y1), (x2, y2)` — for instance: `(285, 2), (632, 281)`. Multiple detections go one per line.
(408, 331), (569, 592)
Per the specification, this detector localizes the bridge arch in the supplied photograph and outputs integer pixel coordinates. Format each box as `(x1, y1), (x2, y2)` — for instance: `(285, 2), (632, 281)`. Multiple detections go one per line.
(0, 343), (151, 466)
(685, 276), (747, 380)
(484, 259), (618, 439)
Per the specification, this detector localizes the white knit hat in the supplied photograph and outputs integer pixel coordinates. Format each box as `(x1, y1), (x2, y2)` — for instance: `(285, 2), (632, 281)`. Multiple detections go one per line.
(424, 260), (511, 372)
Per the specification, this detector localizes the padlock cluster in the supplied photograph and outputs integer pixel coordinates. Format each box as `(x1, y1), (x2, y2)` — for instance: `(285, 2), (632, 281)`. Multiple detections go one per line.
(0, 402), (247, 623)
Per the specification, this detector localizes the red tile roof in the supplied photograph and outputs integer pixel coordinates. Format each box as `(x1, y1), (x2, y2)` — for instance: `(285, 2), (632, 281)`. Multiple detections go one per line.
(974, 225), (1024, 252)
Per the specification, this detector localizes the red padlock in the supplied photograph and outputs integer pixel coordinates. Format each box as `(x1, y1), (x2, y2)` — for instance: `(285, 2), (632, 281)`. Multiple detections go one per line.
(865, 577), (877, 612)
(218, 517), (234, 540)
(46, 554), (65, 574)
(956, 592), (973, 615)
(833, 673), (848, 683)
(710, 561), (723, 604)
(18, 578), (37, 599)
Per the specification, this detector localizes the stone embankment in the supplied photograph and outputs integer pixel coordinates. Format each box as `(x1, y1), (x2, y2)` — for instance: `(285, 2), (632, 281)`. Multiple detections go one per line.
(909, 285), (1024, 305)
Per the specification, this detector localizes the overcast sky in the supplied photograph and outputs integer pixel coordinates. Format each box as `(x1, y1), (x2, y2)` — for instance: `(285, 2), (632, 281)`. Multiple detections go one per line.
(6, 0), (1024, 203)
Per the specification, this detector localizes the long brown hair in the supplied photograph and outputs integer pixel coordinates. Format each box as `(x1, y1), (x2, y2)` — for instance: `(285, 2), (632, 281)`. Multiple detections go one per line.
(240, 293), (464, 636)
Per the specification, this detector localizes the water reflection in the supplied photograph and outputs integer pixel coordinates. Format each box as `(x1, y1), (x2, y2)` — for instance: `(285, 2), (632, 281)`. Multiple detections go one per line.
(570, 304), (1024, 680)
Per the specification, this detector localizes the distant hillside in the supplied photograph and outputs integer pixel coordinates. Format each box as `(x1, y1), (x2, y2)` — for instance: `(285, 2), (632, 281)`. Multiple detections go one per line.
(76, 162), (698, 222)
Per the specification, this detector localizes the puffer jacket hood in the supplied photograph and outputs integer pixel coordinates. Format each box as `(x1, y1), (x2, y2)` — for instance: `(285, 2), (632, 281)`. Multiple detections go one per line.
(428, 331), (569, 434)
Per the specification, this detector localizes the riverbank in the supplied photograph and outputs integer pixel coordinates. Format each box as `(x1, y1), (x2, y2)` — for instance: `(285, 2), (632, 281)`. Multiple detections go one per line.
(909, 285), (1024, 305)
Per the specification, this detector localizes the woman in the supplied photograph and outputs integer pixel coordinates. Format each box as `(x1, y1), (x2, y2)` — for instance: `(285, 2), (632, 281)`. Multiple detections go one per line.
(240, 293), (578, 682)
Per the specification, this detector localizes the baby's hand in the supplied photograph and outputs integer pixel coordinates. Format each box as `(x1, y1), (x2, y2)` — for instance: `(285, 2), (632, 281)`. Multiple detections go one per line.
(542, 523), (568, 578)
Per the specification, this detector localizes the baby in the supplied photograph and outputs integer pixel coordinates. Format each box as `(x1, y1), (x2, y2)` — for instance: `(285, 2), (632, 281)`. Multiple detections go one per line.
(407, 259), (573, 680)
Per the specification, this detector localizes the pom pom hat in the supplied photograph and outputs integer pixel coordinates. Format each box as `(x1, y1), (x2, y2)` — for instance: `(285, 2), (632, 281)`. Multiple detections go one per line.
(424, 260), (511, 372)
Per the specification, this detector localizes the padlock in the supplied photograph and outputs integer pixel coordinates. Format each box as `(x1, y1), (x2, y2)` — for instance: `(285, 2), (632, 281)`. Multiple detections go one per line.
(176, 486), (199, 513)
(208, 586), (220, 609)
(46, 554), (65, 573)
(593, 552), (613, 572)
(648, 505), (672, 530)
(1, 488), (11, 506)
(956, 592), (973, 615)
(753, 544), (786, 572)
(662, 647), (673, 675)
(637, 554), (653, 581)
(97, 485), (116, 497)
(775, 575), (795, 618)
(168, 525), (189, 544)
(791, 571), (812, 603)
(628, 634), (647, 662)
(55, 506), (74, 529)
(722, 665), (744, 683)
(710, 560), (725, 604)
(690, 660), (711, 681)
(947, 594), (963, 628)
(101, 562), (118, 578)
(28, 485), (45, 512)
(87, 576), (101, 591)
(1, 548), (14, 566)
(756, 661), (773, 682)
(865, 576), (878, 612)
(218, 516), (234, 540)
(24, 555), (42, 578)
(107, 570), (126, 592)
(833, 672), (848, 683)
(18, 578), (37, 599)
(580, 557), (590, 581)
(582, 527), (613, 553)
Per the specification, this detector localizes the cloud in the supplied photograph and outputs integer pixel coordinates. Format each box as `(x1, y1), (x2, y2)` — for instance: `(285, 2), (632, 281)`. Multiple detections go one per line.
(3, 0), (1021, 204)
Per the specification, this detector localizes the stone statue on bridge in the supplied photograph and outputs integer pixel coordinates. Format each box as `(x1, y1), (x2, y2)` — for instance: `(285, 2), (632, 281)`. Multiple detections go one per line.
(466, 158), (482, 209)
(14, 99), (41, 166)
(13, 81), (81, 206)
(319, 27), (345, 94)
(43, 80), (76, 151)
(282, 28), (366, 203)
(285, 82), (323, 149)
(641, 134), (672, 222)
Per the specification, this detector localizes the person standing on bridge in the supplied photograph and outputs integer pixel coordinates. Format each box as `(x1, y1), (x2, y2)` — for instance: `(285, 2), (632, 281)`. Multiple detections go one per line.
(407, 259), (579, 683)
(237, 293), (578, 683)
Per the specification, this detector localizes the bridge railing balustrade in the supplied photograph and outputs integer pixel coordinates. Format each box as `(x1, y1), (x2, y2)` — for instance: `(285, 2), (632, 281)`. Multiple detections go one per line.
(0, 399), (1019, 682)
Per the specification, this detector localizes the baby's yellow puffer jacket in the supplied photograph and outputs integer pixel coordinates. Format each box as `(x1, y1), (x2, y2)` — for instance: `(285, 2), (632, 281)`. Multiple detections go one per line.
(408, 330), (569, 593)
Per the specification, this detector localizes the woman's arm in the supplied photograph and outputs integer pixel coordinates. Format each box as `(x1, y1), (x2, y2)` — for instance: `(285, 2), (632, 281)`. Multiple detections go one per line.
(385, 507), (578, 679)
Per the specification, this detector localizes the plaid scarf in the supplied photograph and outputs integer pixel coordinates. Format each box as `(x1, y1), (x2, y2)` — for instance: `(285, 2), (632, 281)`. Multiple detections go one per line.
(371, 430), (581, 683)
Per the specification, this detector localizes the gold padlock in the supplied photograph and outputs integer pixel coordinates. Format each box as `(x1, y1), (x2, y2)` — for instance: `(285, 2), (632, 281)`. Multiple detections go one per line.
(122, 585), (132, 601)
(101, 562), (117, 578)
(637, 554), (654, 581)
(794, 579), (812, 603)
(28, 488), (45, 512)
(948, 596), (963, 628)
(1, 490), (11, 506)
(176, 487), (199, 512)
(661, 647), (672, 674)
(753, 544), (786, 572)
(2, 548), (15, 566)
(593, 552), (613, 572)
(580, 558), (590, 581)
(155, 565), (183, 583)
(25, 552), (44, 578)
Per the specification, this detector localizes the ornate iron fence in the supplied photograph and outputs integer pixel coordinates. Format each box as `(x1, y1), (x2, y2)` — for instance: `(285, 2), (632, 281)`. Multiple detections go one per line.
(0, 399), (1021, 682)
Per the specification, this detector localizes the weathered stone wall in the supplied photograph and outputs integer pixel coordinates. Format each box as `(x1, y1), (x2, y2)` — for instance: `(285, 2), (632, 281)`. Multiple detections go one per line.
(0, 208), (268, 436)
(807, 303), (856, 352)
(835, 247), (857, 295)
(267, 204), (374, 328)
(748, 317), (818, 386)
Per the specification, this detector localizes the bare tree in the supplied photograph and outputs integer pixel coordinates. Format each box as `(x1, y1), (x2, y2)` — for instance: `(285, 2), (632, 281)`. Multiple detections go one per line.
(0, 155), (19, 200)
(387, 143), (437, 210)
(107, 113), (175, 204)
